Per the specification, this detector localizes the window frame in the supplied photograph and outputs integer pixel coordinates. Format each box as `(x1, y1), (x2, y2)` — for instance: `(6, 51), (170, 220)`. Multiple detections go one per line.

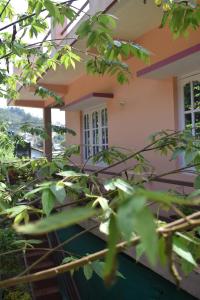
(178, 72), (200, 169)
(179, 72), (200, 134)
(82, 104), (108, 162)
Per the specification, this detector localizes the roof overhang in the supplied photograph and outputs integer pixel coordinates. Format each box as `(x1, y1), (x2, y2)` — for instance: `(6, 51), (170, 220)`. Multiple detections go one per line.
(11, 100), (46, 108)
(65, 92), (114, 111)
(8, 84), (67, 108)
(137, 42), (200, 79)
(9, 0), (163, 109)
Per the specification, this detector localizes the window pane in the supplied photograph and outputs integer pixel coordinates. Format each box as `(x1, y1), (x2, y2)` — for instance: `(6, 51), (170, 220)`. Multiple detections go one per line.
(195, 112), (200, 136)
(106, 128), (108, 144)
(84, 115), (86, 129)
(185, 113), (192, 131)
(184, 83), (191, 111)
(86, 131), (90, 144)
(102, 128), (105, 144)
(96, 129), (99, 144)
(193, 81), (200, 110)
(105, 108), (108, 125)
(92, 111), (98, 128)
(101, 109), (105, 126)
(96, 112), (98, 127)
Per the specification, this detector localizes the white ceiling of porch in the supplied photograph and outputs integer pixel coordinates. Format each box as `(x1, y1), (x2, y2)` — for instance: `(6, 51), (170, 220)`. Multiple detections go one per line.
(39, 0), (163, 86)
(13, 0), (163, 103)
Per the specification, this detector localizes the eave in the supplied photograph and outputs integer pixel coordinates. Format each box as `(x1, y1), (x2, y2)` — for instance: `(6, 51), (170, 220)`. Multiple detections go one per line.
(137, 42), (200, 79)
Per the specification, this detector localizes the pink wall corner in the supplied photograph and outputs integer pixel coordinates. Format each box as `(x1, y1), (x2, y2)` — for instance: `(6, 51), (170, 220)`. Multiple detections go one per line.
(61, 25), (200, 173)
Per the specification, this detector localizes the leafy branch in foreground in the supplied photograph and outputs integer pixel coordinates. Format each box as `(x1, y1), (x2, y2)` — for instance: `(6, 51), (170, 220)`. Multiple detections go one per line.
(1, 211), (200, 288)
(0, 129), (200, 289)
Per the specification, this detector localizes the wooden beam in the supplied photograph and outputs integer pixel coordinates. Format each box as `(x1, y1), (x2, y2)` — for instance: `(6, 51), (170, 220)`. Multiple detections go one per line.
(40, 83), (68, 94)
(43, 108), (52, 161)
(13, 100), (45, 108)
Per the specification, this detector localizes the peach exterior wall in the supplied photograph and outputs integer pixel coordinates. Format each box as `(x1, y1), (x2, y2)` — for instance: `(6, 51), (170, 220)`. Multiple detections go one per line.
(64, 26), (200, 174)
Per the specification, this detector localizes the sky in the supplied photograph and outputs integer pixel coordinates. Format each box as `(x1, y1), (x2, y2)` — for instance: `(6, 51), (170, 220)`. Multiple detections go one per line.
(0, 0), (88, 125)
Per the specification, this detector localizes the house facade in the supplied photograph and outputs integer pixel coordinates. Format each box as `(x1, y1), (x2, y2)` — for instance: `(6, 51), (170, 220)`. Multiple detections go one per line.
(9, 0), (200, 180)
(8, 0), (200, 298)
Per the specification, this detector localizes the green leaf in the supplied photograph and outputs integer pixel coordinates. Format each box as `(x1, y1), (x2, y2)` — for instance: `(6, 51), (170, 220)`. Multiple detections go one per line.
(83, 264), (93, 280)
(25, 187), (45, 198)
(138, 189), (198, 206)
(181, 259), (195, 276)
(76, 20), (91, 37)
(194, 175), (200, 189)
(15, 207), (97, 234)
(121, 44), (130, 57)
(58, 170), (88, 178)
(12, 239), (42, 246)
(104, 215), (119, 285)
(104, 178), (134, 194)
(185, 150), (198, 165)
(175, 232), (200, 245)
(44, 0), (57, 16)
(117, 196), (146, 240)
(92, 261), (104, 279)
(117, 196), (158, 265)
(92, 261), (124, 280)
(93, 197), (110, 212)
(50, 182), (66, 204)
(87, 31), (97, 48)
(1, 205), (28, 218)
(98, 14), (116, 28)
(62, 256), (77, 264)
(173, 236), (197, 266)
(136, 243), (145, 261)
(42, 189), (56, 216)
(160, 11), (170, 28)
(135, 207), (158, 265)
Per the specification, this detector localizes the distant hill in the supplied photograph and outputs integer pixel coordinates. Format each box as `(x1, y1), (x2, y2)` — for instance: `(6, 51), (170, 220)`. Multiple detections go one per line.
(0, 107), (42, 132)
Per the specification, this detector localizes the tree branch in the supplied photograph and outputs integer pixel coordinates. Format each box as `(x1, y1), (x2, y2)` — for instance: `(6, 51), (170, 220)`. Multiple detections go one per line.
(94, 131), (179, 175)
(0, 0), (76, 32)
(0, 0), (11, 18)
(1, 211), (200, 289)
(17, 224), (98, 277)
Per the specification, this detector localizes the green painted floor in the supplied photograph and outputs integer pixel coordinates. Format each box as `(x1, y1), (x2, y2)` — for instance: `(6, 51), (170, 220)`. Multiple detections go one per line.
(58, 225), (197, 300)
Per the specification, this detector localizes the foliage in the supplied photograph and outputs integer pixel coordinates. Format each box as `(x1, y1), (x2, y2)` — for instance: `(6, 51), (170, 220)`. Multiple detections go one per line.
(0, 0), (200, 294)
(62, 257), (124, 281)
(155, 0), (200, 37)
(0, 0), (198, 100)
(35, 86), (63, 105)
(0, 129), (200, 290)
(3, 290), (31, 300)
(0, 123), (15, 159)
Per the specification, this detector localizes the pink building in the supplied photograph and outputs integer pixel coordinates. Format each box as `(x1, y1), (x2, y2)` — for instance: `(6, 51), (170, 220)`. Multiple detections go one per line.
(8, 1), (200, 297)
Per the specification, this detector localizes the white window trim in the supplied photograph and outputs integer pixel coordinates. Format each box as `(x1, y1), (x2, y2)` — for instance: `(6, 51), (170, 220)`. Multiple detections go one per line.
(82, 104), (108, 163)
(178, 71), (200, 170)
(178, 72), (200, 133)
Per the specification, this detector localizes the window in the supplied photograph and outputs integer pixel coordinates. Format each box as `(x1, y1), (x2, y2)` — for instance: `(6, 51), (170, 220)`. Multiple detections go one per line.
(180, 74), (200, 136)
(83, 106), (108, 161)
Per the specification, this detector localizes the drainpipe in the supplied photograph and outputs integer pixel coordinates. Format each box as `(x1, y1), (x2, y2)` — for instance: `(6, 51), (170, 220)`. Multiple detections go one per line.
(43, 107), (52, 161)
